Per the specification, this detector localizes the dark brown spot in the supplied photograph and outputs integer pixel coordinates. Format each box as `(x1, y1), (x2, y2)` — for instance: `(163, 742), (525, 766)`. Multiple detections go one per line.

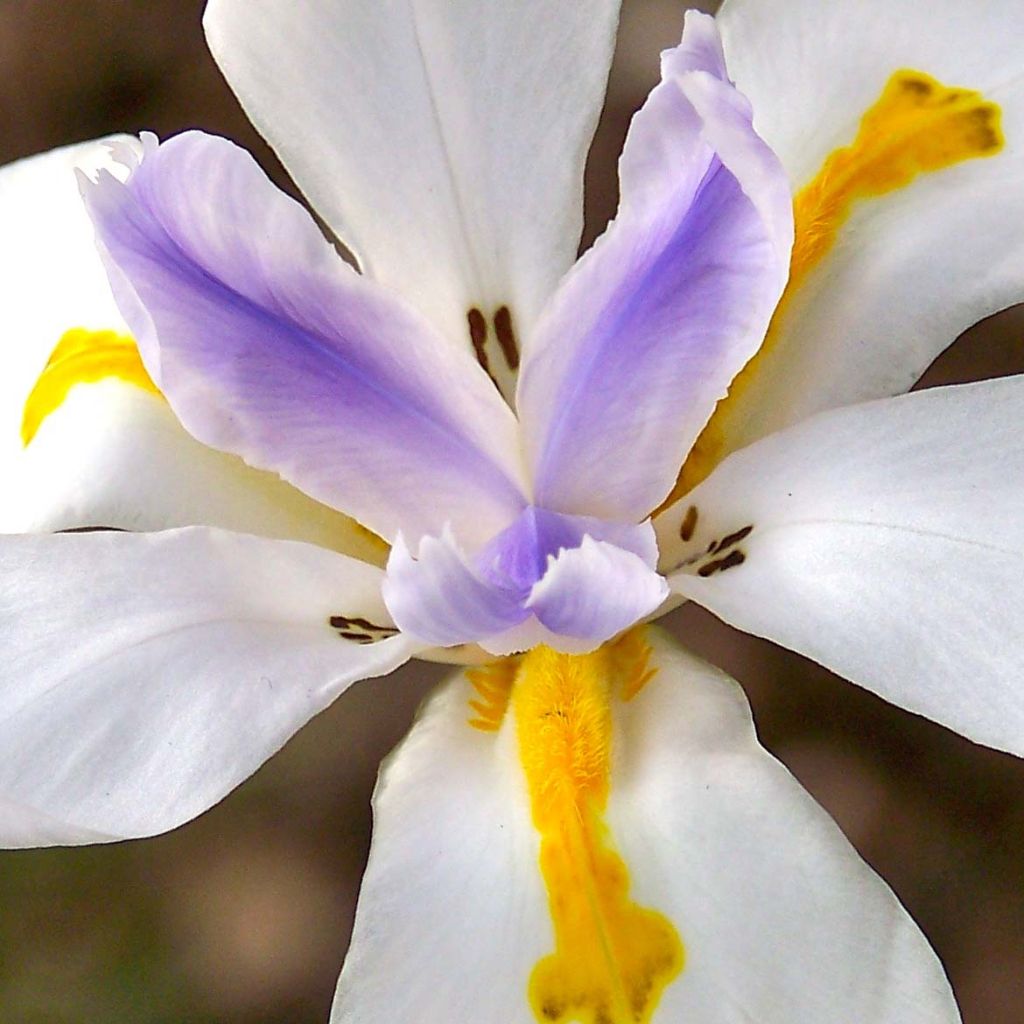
(963, 108), (1001, 150)
(698, 549), (746, 577)
(330, 615), (380, 631)
(900, 75), (933, 97)
(57, 525), (127, 533)
(679, 505), (698, 542)
(467, 307), (491, 373)
(712, 524), (753, 554)
(493, 305), (520, 370)
(328, 614), (399, 642)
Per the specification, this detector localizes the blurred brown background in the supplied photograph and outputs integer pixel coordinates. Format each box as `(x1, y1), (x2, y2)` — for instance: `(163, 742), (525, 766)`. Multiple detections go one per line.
(1, 1), (1023, 1022)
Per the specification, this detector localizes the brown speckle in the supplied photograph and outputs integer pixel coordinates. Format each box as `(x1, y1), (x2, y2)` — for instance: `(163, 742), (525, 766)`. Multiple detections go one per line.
(963, 107), (1001, 150)
(493, 305), (520, 370)
(712, 524), (753, 554)
(679, 505), (698, 542)
(57, 525), (127, 534)
(540, 1000), (563, 1021)
(698, 549), (746, 577)
(328, 614), (399, 643)
(900, 75), (933, 97)
(467, 307), (491, 374)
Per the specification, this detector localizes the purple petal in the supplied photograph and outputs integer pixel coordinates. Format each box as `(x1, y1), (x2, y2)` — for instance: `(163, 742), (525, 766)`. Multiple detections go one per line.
(382, 529), (529, 649)
(663, 8), (732, 82)
(527, 536), (669, 646)
(82, 132), (527, 548)
(475, 506), (659, 595)
(517, 12), (792, 522)
(382, 508), (665, 654)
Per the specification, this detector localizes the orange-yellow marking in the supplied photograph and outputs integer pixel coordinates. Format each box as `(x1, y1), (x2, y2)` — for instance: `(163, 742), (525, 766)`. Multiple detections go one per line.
(467, 658), (520, 732)
(662, 68), (1005, 505)
(512, 630), (683, 1024)
(608, 629), (658, 702)
(21, 328), (159, 446)
(19, 327), (392, 556)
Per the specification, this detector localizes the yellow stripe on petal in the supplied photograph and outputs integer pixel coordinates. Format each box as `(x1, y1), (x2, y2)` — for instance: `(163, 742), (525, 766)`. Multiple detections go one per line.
(513, 630), (684, 1024)
(665, 68), (1004, 502)
(21, 328), (160, 447)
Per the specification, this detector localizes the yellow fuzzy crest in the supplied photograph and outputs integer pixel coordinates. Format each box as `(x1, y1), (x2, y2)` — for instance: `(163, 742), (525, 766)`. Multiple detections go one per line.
(512, 631), (683, 1024)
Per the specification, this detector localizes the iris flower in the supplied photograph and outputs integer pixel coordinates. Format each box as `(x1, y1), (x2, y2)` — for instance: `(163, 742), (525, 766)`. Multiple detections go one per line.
(2, 0), (1024, 1020)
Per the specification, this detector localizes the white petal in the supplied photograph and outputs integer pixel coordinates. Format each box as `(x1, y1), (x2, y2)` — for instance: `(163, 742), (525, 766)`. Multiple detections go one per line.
(332, 661), (546, 1023)
(611, 633), (959, 1023)
(702, 0), (1024, 460)
(0, 137), (137, 469)
(0, 528), (417, 845)
(5, 379), (388, 562)
(663, 376), (1024, 755)
(204, 0), (621, 365)
(332, 629), (958, 1023)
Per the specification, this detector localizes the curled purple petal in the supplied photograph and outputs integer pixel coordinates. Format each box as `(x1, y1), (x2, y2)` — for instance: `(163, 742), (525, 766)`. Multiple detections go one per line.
(662, 8), (732, 82)
(81, 131), (527, 548)
(517, 12), (792, 522)
(383, 507), (665, 654)
(382, 528), (529, 648)
(526, 536), (669, 645)
(475, 506), (659, 596)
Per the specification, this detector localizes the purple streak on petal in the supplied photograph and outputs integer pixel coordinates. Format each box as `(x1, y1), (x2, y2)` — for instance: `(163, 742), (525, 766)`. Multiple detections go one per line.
(81, 131), (527, 548)
(517, 15), (792, 522)
(382, 529), (529, 648)
(527, 536), (669, 642)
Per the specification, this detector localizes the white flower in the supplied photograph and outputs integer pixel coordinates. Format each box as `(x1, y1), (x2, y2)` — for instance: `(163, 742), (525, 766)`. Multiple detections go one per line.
(2, 2), (1024, 1021)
